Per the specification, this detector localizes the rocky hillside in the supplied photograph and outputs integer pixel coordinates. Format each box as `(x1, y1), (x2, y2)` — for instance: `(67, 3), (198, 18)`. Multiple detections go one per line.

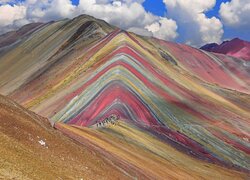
(0, 94), (128, 179)
(0, 15), (249, 179)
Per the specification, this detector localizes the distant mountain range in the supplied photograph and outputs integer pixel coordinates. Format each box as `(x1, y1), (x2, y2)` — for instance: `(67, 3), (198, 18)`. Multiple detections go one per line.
(201, 38), (250, 61)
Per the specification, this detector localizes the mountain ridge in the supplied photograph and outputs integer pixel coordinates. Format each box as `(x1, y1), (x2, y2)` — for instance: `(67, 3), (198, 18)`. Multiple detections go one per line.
(201, 38), (250, 61)
(0, 22), (45, 49)
(0, 14), (249, 179)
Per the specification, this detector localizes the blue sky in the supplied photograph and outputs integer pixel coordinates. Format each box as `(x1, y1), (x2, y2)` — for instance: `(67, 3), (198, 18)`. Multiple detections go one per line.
(143, 0), (249, 43)
(69, 0), (229, 18)
(143, 0), (167, 16)
(63, 0), (231, 18)
(0, 0), (249, 46)
(205, 0), (229, 18)
(72, 0), (249, 43)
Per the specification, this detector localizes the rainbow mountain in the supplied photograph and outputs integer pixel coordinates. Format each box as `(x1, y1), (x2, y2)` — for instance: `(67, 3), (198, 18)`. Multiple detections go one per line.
(0, 15), (249, 179)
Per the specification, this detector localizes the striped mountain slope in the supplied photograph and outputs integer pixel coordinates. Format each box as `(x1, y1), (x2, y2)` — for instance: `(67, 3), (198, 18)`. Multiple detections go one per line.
(0, 15), (249, 179)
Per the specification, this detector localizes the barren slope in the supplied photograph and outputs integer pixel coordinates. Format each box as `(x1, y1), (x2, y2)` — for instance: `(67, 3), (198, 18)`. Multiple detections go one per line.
(0, 15), (249, 179)
(0, 94), (129, 179)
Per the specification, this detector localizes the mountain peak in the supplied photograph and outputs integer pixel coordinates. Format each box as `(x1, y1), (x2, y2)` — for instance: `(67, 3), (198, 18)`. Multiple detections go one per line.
(200, 43), (219, 51)
(201, 38), (250, 61)
(0, 14), (250, 179)
(231, 37), (241, 41)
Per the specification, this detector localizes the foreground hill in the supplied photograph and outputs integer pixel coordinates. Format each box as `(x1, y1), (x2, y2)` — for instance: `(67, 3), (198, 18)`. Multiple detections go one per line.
(201, 38), (250, 61)
(0, 94), (128, 179)
(0, 15), (249, 178)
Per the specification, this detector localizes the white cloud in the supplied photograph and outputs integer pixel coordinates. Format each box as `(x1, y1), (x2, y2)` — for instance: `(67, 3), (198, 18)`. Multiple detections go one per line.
(77, 0), (178, 40)
(146, 17), (178, 40)
(163, 0), (223, 46)
(83, 0), (179, 41)
(197, 14), (223, 44)
(0, 0), (77, 34)
(78, 0), (149, 29)
(24, 0), (76, 22)
(127, 27), (153, 37)
(220, 0), (250, 28)
(0, 3), (26, 33)
(0, 0), (178, 41)
(0, 4), (26, 26)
